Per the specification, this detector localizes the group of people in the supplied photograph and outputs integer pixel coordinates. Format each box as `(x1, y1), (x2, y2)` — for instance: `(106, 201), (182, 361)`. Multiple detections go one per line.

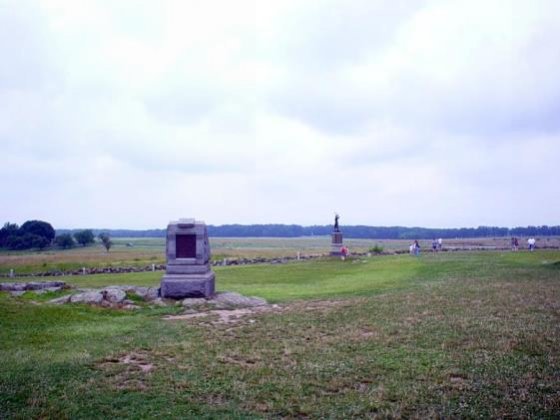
(511, 237), (537, 252)
(409, 239), (444, 256)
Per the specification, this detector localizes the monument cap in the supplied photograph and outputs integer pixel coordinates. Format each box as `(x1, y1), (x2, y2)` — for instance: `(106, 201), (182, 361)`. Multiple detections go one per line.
(176, 218), (196, 228)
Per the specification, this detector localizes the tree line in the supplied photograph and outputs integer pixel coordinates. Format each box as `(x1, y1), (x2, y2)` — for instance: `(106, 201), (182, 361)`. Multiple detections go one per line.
(0, 221), (113, 251)
(57, 224), (560, 239)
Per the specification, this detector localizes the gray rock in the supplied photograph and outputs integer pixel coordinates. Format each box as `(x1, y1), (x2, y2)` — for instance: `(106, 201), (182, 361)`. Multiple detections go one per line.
(122, 299), (135, 305)
(10, 291), (25, 297)
(182, 297), (208, 307)
(1, 282), (26, 291)
(145, 287), (160, 301)
(70, 291), (104, 304)
(49, 295), (71, 304)
(123, 304), (140, 310)
(130, 286), (159, 301)
(102, 288), (126, 304)
(76, 288), (97, 293)
(101, 285), (126, 291)
(212, 292), (267, 307)
(25, 281), (66, 290)
(151, 298), (168, 307)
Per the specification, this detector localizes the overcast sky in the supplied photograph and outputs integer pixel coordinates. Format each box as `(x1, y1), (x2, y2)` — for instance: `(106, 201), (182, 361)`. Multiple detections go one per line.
(1, 0), (559, 229)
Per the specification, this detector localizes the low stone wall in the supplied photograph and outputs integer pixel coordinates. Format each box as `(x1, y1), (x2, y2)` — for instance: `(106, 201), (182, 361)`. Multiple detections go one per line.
(0, 281), (66, 292)
(2, 246), (558, 278)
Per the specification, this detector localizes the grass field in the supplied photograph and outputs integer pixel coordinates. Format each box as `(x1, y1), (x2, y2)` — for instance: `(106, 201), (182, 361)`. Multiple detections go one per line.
(2, 236), (559, 276)
(1, 249), (559, 417)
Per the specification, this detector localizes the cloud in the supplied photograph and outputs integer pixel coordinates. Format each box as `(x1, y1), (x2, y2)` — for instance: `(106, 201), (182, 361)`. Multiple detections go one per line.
(0, 0), (558, 228)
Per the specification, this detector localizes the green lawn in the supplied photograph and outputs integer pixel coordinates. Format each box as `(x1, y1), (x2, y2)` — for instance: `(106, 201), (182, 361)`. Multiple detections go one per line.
(1, 251), (559, 418)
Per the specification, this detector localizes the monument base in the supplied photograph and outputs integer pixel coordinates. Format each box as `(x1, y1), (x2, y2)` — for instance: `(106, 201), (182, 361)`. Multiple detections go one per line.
(330, 232), (343, 256)
(160, 271), (215, 299)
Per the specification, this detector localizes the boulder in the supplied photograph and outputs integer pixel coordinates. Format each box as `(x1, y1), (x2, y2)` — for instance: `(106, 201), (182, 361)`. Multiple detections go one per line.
(134, 287), (159, 301)
(182, 297), (208, 307)
(1, 282), (26, 291)
(102, 288), (126, 304)
(151, 298), (168, 307)
(212, 292), (267, 308)
(25, 281), (66, 290)
(70, 291), (104, 304)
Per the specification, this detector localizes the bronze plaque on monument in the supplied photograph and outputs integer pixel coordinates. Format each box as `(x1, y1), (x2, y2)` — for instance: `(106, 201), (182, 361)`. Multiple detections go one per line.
(176, 234), (196, 258)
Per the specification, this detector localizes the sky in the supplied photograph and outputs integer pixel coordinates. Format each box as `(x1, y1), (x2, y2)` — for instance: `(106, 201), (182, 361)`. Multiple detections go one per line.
(1, 0), (559, 229)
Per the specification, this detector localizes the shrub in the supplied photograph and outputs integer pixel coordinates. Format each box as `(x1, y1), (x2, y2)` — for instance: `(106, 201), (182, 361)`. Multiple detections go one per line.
(369, 245), (384, 254)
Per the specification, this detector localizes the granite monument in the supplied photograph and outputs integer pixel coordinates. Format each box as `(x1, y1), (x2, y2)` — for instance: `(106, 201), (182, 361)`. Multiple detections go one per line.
(330, 213), (344, 256)
(160, 218), (215, 299)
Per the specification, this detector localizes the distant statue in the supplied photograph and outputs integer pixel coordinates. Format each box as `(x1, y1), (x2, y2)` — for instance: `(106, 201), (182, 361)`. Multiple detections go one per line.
(334, 213), (340, 232)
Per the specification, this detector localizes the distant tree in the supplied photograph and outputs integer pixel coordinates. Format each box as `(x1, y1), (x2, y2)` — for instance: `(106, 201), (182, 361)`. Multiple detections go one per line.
(98, 233), (112, 252)
(5, 235), (26, 250)
(19, 220), (55, 243)
(31, 235), (50, 250)
(74, 229), (95, 247)
(55, 233), (75, 249)
(0, 222), (19, 247)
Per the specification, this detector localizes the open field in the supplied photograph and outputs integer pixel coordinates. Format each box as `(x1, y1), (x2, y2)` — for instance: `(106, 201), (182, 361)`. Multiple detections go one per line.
(1, 250), (560, 417)
(2, 236), (559, 276)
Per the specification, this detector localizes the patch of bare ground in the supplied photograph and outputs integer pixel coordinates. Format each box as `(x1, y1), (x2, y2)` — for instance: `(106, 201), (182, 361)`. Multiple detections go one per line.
(164, 306), (278, 325)
(164, 298), (356, 326)
(96, 350), (157, 391)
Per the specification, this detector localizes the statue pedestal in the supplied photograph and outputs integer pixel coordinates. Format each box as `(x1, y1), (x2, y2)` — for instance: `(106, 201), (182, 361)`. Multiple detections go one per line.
(330, 231), (343, 256)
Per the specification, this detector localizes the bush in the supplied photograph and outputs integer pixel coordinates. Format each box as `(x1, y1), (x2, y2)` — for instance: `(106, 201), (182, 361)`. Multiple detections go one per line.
(55, 234), (75, 249)
(369, 245), (384, 254)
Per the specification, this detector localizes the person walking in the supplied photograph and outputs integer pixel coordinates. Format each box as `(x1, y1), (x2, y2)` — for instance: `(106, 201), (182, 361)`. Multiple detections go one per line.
(414, 240), (421, 256)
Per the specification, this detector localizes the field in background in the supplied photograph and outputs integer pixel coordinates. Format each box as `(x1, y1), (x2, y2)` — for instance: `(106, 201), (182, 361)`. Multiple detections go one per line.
(2, 236), (559, 275)
(1, 251), (559, 417)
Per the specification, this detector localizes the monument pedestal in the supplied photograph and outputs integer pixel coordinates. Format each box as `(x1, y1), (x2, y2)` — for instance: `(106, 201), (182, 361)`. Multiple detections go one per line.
(160, 218), (215, 299)
(330, 231), (343, 256)
(161, 272), (215, 299)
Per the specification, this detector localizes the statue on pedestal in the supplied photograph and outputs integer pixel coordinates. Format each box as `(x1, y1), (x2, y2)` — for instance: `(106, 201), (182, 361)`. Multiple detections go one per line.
(334, 213), (340, 232)
(331, 213), (343, 256)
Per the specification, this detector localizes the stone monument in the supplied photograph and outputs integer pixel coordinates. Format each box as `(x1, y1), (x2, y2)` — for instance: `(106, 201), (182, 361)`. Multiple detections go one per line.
(330, 213), (344, 256)
(160, 218), (215, 299)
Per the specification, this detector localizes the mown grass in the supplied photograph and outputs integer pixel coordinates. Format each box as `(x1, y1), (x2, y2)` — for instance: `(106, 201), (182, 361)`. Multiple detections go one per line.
(5, 236), (558, 275)
(1, 251), (559, 418)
